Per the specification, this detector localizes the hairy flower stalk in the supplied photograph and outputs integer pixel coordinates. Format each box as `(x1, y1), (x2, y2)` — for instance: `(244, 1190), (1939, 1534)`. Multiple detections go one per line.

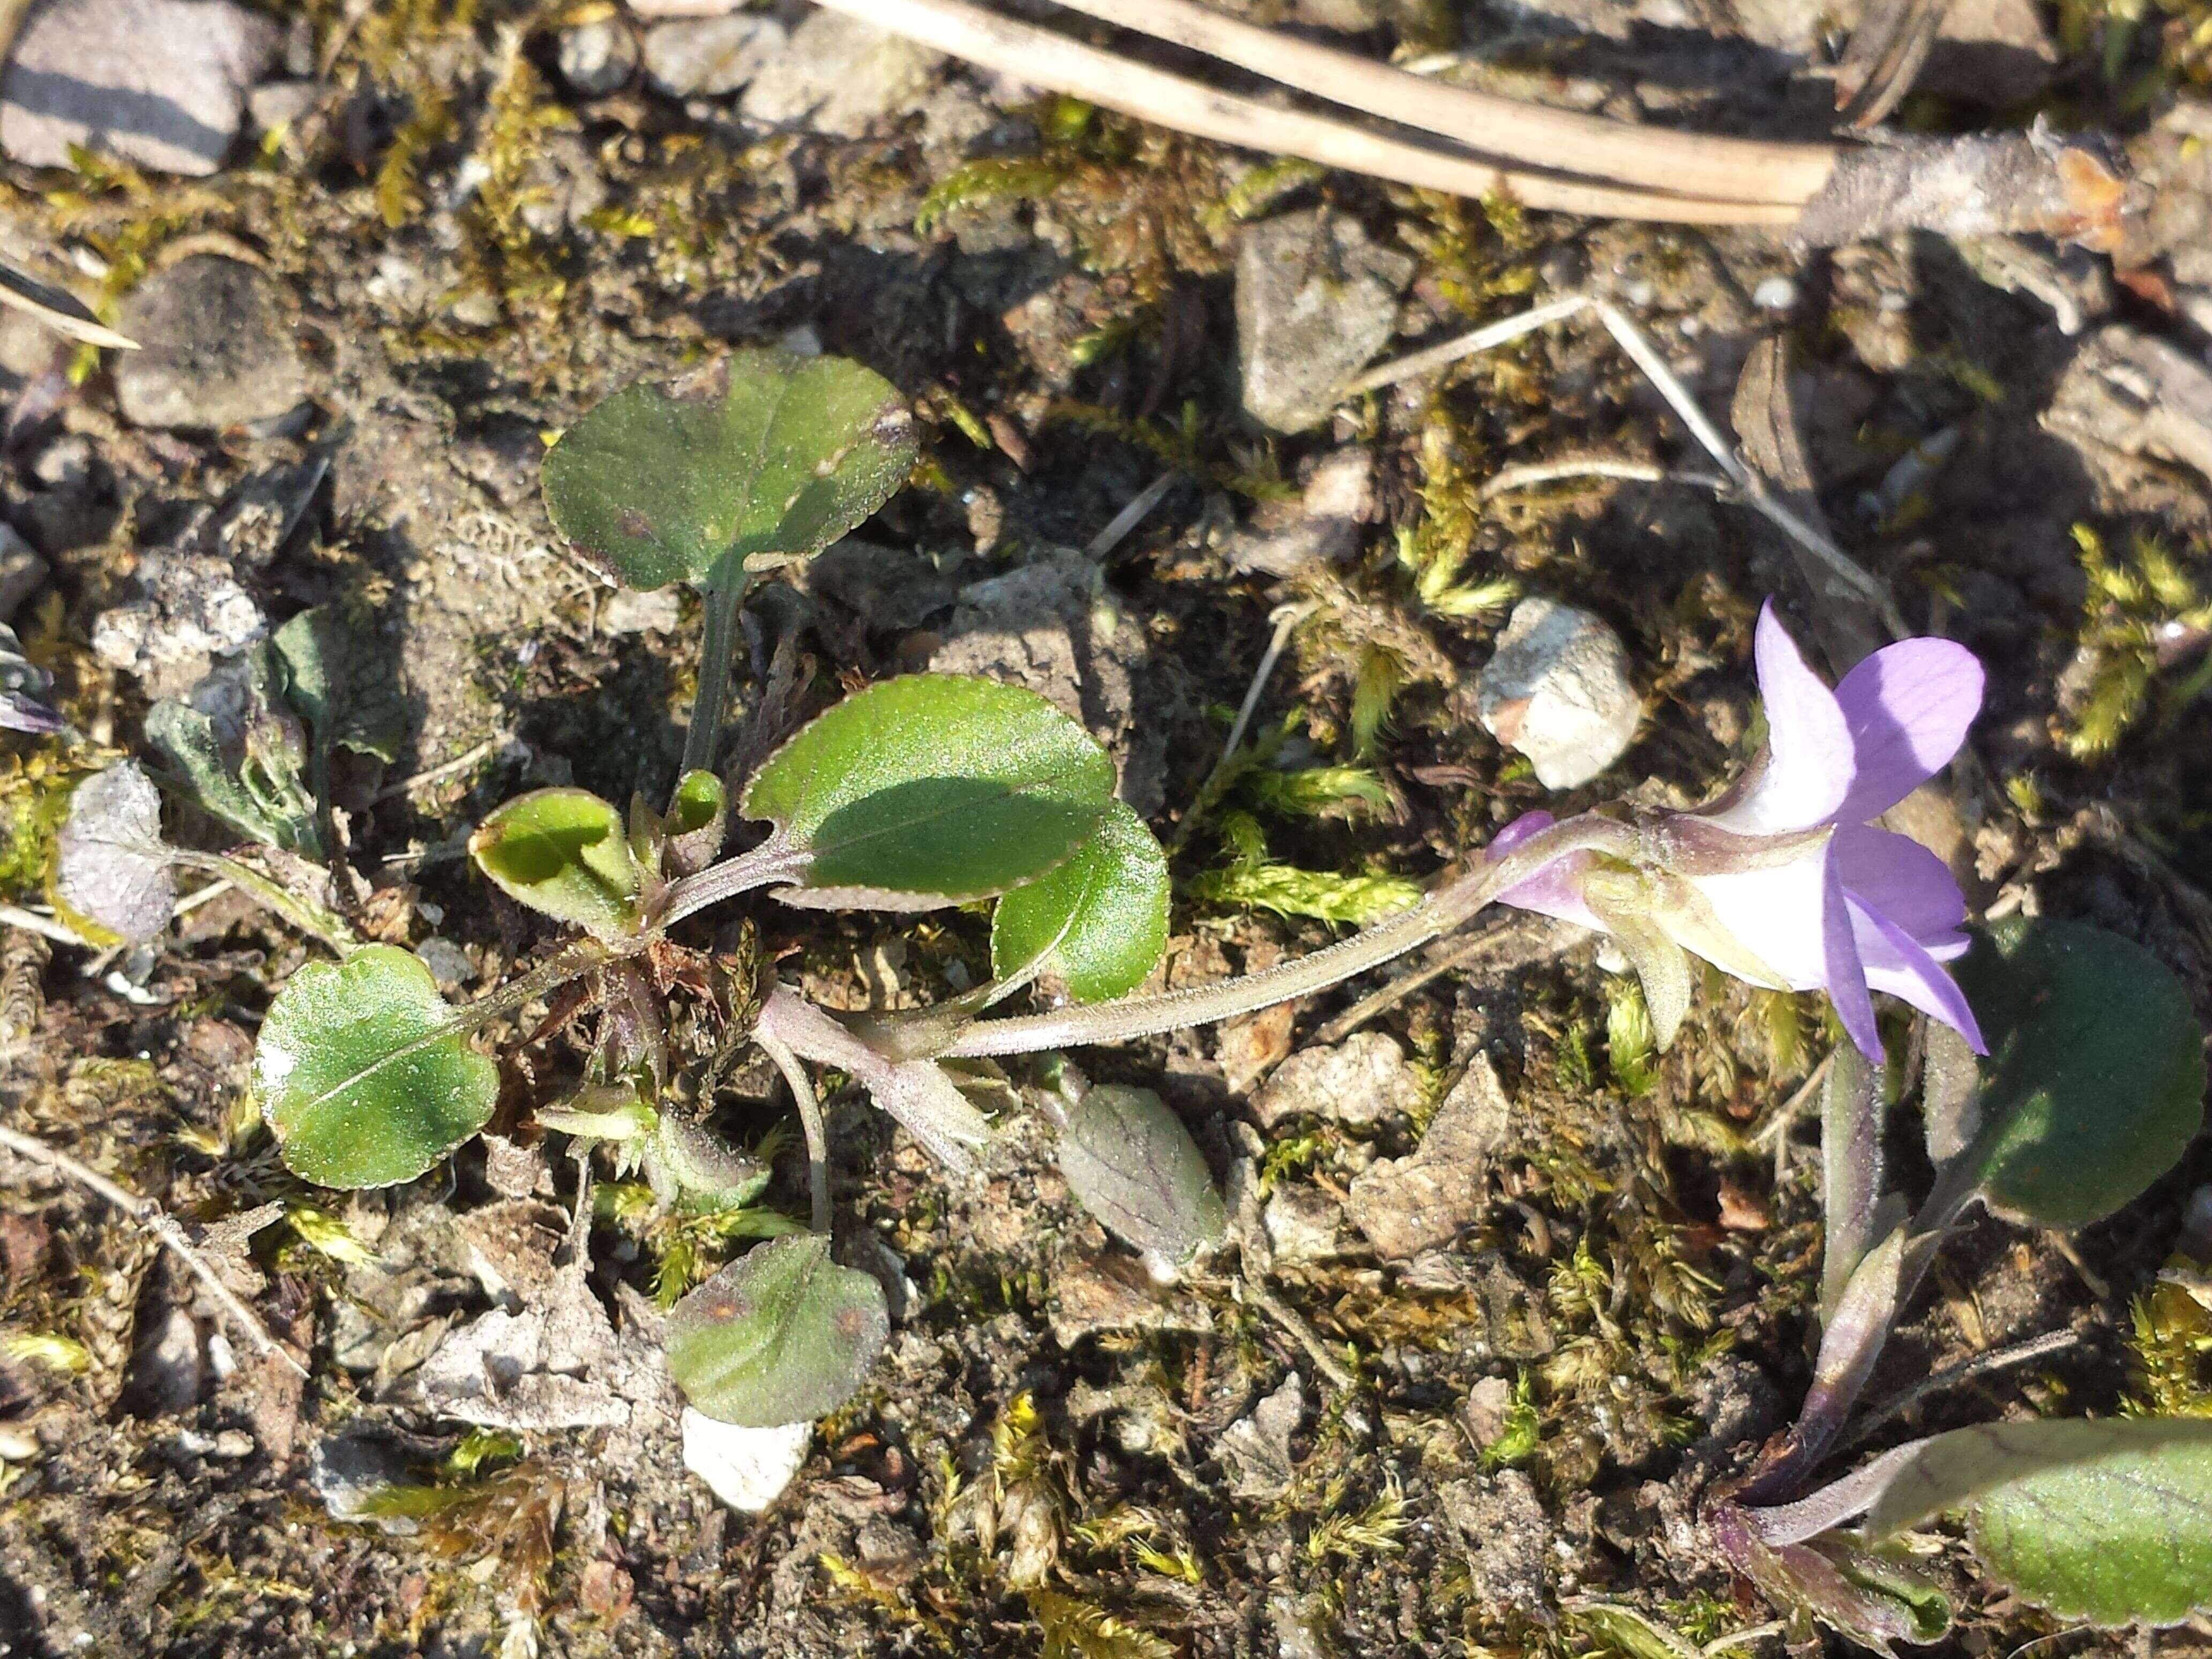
(934, 602), (1983, 1067)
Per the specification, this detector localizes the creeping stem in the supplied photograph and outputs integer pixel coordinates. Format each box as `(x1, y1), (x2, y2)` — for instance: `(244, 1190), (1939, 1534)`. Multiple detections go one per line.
(941, 816), (1635, 1058)
(679, 552), (748, 780)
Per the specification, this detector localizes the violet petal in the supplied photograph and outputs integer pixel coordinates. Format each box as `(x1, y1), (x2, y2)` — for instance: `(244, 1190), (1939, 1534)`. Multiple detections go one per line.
(1700, 602), (1854, 836)
(1822, 849), (1882, 1059)
(1831, 824), (1968, 945)
(1848, 898), (1987, 1053)
(1833, 638), (1983, 822)
(1489, 810), (1603, 929)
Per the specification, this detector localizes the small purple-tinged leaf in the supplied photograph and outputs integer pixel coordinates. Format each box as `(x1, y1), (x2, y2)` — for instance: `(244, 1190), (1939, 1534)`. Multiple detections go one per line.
(666, 1234), (888, 1426)
(1709, 1499), (1951, 1655)
(53, 761), (175, 947)
(1057, 1085), (1227, 1265)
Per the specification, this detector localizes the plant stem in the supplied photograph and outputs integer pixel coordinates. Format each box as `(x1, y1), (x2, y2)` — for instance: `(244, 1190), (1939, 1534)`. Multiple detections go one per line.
(754, 1023), (830, 1235)
(681, 556), (748, 780)
(943, 815), (1634, 1057)
(657, 833), (810, 929)
(168, 849), (357, 955)
(455, 939), (617, 1036)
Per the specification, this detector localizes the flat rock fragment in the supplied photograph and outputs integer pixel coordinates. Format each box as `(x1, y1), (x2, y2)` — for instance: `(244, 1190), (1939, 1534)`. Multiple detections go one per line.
(1249, 1030), (1423, 1130)
(1236, 210), (1414, 432)
(1345, 1056), (1512, 1258)
(0, 0), (279, 174)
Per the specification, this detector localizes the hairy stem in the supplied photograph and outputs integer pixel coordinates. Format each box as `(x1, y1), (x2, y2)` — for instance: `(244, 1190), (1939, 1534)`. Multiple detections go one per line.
(753, 1023), (830, 1235)
(168, 849), (357, 956)
(943, 815), (1633, 1057)
(657, 832), (809, 929)
(680, 556), (747, 780)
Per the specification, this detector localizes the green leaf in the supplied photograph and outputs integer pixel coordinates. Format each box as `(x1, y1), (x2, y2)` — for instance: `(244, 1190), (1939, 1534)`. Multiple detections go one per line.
(255, 945), (499, 1189)
(740, 674), (1117, 906)
(541, 350), (917, 592)
(665, 1234), (890, 1425)
(272, 604), (407, 763)
(469, 788), (642, 938)
(1863, 1418), (2212, 1627)
(648, 1116), (772, 1211)
(146, 652), (321, 854)
(1057, 1086), (1227, 1264)
(1948, 918), (2206, 1226)
(990, 800), (1169, 1003)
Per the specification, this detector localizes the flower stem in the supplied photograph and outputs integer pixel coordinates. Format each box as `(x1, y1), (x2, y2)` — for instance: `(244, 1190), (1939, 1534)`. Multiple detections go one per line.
(941, 815), (1633, 1058)
(679, 555), (747, 780)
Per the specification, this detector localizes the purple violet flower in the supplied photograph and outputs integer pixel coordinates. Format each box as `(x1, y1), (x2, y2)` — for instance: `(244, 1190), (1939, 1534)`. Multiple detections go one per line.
(1492, 601), (1985, 1061)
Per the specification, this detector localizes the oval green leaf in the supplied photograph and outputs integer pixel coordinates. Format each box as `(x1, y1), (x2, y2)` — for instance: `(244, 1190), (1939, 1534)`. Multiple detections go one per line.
(256, 945), (499, 1190)
(1864, 1417), (2212, 1627)
(1058, 1085), (1227, 1263)
(739, 674), (1116, 906)
(991, 799), (1169, 1003)
(1949, 918), (2206, 1227)
(541, 351), (917, 592)
(470, 788), (641, 938)
(666, 1234), (890, 1425)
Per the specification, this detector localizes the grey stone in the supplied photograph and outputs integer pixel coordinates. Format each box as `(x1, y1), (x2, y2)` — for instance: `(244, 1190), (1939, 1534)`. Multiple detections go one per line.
(1459, 1374), (1516, 1448)
(1262, 1182), (1343, 1264)
(126, 1304), (203, 1415)
(1473, 596), (1641, 789)
(1, 0), (279, 175)
(309, 1433), (418, 1533)
(1236, 210), (1414, 432)
(642, 13), (781, 99)
(561, 17), (640, 95)
(682, 1413), (811, 1513)
(1222, 447), (1374, 576)
(1345, 1055), (1513, 1258)
(1438, 1471), (1551, 1612)
(91, 549), (266, 694)
(1216, 1373), (1303, 1500)
(602, 585), (684, 635)
(245, 80), (317, 134)
(114, 257), (308, 431)
(0, 525), (48, 622)
(738, 10), (940, 137)
(413, 936), (476, 991)
(1249, 1030), (1423, 1131)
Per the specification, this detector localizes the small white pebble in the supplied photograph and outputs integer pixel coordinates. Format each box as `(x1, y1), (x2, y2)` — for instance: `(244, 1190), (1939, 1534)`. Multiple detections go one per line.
(0, 1423), (41, 1461)
(1623, 279), (1656, 308)
(682, 1410), (811, 1513)
(1753, 275), (1798, 312)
